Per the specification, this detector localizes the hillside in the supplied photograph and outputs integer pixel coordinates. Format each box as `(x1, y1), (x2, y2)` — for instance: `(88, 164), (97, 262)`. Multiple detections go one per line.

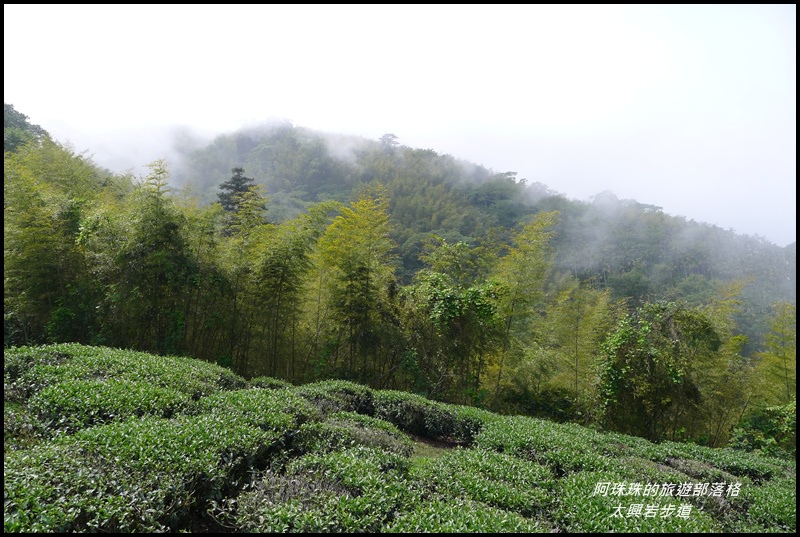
(5, 344), (795, 533)
(4, 103), (796, 451)
(174, 123), (795, 347)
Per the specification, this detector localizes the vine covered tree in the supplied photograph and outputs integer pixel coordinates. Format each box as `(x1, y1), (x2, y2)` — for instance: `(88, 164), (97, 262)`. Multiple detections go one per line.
(599, 300), (722, 442)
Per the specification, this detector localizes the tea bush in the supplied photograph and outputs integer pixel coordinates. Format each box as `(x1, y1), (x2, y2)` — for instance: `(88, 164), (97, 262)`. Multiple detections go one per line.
(410, 447), (555, 518)
(4, 344), (246, 405)
(294, 411), (413, 456)
(4, 413), (281, 532)
(553, 470), (723, 532)
(28, 379), (192, 433)
(214, 446), (414, 532)
(385, 497), (546, 533)
(296, 379), (376, 415)
(5, 344), (796, 533)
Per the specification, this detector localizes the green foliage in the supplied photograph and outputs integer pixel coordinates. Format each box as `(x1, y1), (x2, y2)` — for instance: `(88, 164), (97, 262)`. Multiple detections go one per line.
(410, 447), (555, 517)
(214, 446), (413, 533)
(652, 440), (789, 483)
(372, 389), (494, 443)
(195, 387), (317, 431)
(217, 167), (257, 213)
(83, 160), (197, 354)
(402, 265), (505, 404)
(4, 345), (796, 533)
(4, 104), (796, 476)
(309, 186), (402, 384)
(28, 379), (192, 433)
(729, 399), (796, 459)
(294, 411), (413, 456)
(489, 211), (562, 407)
(248, 375), (294, 389)
(385, 497), (546, 533)
(4, 343), (245, 405)
(554, 470), (723, 532)
(4, 414), (280, 532)
(4, 139), (116, 346)
(473, 415), (614, 474)
(599, 301), (723, 442)
(296, 379), (376, 415)
(4, 102), (48, 153)
(737, 476), (796, 532)
(532, 278), (621, 421)
(754, 302), (797, 405)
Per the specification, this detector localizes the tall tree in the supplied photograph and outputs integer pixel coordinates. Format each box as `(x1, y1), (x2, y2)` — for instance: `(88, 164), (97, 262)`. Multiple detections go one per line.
(402, 267), (503, 404)
(309, 185), (401, 384)
(694, 279), (756, 446)
(490, 211), (560, 405)
(755, 301), (797, 405)
(216, 183), (271, 374)
(599, 300), (722, 442)
(246, 202), (338, 379)
(545, 279), (620, 421)
(218, 167), (265, 234)
(4, 139), (109, 345)
(379, 133), (399, 154)
(107, 160), (195, 354)
(218, 167), (256, 212)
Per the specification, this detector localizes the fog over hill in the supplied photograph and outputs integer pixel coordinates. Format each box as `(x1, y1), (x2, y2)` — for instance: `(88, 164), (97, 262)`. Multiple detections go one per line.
(4, 5), (794, 247)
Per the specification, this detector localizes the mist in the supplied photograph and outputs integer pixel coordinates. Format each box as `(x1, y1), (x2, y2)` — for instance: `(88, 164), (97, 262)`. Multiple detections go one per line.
(4, 4), (795, 247)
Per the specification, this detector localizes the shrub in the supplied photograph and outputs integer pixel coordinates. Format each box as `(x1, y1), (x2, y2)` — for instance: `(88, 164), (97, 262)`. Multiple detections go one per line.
(553, 470), (723, 532)
(248, 376), (294, 390)
(385, 497), (546, 533)
(729, 400), (796, 459)
(213, 446), (413, 533)
(4, 413), (281, 532)
(295, 379), (375, 416)
(294, 412), (413, 456)
(410, 447), (554, 517)
(28, 379), (193, 433)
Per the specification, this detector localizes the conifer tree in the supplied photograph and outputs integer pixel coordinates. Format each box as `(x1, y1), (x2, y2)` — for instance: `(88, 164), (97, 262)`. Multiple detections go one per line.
(218, 167), (256, 212)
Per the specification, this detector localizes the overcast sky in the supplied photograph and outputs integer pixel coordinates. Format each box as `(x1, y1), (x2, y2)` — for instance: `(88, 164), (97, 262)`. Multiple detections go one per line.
(5, 4), (796, 247)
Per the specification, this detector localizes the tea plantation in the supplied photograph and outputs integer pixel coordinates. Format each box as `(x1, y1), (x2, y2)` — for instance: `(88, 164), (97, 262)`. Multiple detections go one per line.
(4, 344), (795, 532)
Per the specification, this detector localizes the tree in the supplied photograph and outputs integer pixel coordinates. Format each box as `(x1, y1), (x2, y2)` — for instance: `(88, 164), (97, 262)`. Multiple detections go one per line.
(402, 268), (503, 404)
(379, 133), (399, 153)
(490, 211), (559, 405)
(308, 185), (401, 384)
(691, 279), (756, 446)
(218, 167), (256, 212)
(4, 102), (49, 153)
(173, 191), (231, 366)
(217, 167), (267, 235)
(103, 160), (195, 354)
(755, 302), (797, 405)
(4, 139), (109, 345)
(545, 279), (620, 421)
(245, 202), (338, 379)
(599, 300), (722, 442)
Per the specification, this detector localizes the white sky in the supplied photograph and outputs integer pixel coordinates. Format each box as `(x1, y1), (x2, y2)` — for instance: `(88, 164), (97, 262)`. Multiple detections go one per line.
(4, 4), (796, 247)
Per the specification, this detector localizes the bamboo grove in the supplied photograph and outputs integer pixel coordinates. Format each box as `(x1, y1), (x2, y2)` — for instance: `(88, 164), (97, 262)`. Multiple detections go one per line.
(4, 106), (796, 449)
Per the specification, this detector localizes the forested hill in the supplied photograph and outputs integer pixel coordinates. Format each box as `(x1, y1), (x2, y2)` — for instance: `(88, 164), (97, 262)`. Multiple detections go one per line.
(4, 104), (796, 449)
(173, 122), (795, 348)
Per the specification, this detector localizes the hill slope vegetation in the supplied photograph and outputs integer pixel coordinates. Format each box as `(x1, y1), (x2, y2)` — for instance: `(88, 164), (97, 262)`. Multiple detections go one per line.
(4, 344), (795, 533)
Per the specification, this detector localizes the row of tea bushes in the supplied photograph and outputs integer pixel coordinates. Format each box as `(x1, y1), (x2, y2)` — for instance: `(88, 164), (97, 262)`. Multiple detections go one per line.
(5, 344), (796, 532)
